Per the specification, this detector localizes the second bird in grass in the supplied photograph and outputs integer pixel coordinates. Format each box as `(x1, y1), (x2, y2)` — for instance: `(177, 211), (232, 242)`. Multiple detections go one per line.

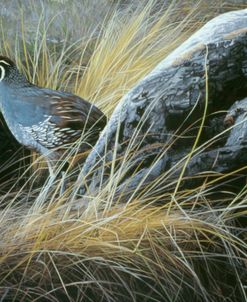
(0, 56), (106, 175)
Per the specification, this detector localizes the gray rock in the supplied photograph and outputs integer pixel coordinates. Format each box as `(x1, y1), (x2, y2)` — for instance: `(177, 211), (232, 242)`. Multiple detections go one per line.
(79, 8), (247, 195)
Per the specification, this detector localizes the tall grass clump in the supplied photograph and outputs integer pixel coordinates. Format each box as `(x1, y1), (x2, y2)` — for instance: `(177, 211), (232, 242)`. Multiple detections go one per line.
(0, 1), (246, 301)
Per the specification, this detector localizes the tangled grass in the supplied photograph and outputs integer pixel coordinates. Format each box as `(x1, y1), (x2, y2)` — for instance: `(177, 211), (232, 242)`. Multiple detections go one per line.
(0, 1), (246, 301)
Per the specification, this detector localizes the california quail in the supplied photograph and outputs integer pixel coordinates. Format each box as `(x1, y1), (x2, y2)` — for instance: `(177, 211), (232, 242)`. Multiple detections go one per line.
(0, 56), (106, 176)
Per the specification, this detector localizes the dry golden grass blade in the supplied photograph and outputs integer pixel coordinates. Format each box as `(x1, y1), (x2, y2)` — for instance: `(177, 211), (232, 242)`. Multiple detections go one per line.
(74, 1), (205, 115)
(0, 198), (245, 301)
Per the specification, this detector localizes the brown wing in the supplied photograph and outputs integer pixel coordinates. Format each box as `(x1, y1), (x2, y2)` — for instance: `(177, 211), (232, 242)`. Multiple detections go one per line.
(47, 92), (106, 131)
(20, 87), (107, 149)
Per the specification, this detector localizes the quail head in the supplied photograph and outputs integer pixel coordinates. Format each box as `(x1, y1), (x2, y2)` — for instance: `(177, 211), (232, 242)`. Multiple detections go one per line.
(0, 56), (106, 175)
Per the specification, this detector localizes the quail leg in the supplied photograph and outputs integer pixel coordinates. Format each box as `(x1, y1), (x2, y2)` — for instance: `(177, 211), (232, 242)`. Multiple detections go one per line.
(60, 171), (67, 196)
(47, 159), (64, 195)
(47, 160), (56, 179)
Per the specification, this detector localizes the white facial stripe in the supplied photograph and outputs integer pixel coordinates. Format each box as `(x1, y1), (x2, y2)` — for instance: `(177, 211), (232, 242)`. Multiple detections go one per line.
(0, 60), (10, 66)
(0, 66), (5, 82)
